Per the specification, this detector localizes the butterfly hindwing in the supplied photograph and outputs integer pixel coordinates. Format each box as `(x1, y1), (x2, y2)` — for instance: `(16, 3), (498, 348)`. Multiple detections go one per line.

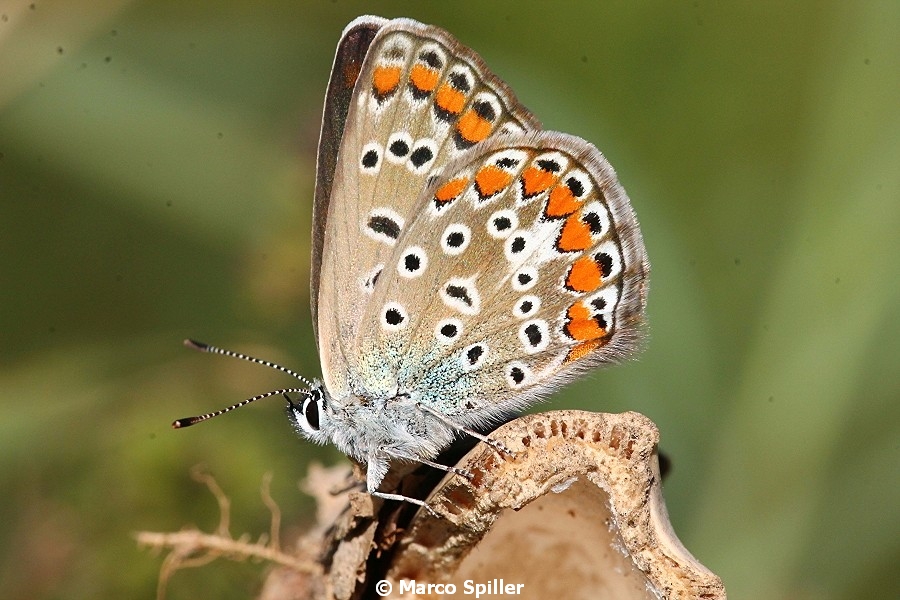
(356, 131), (648, 430)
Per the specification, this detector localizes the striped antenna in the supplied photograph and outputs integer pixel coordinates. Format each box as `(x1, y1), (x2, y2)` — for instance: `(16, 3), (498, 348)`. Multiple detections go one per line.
(174, 339), (313, 429)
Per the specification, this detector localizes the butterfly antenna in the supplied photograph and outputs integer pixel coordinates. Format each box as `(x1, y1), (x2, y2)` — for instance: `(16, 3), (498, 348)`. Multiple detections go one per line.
(183, 339), (315, 388)
(174, 339), (315, 429)
(173, 387), (308, 428)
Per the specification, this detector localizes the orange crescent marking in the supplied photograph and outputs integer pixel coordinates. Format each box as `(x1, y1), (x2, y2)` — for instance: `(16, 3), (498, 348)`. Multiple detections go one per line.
(564, 339), (603, 363)
(567, 301), (592, 322)
(435, 177), (469, 203)
(372, 66), (402, 96)
(410, 64), (440, 93)
(521, 166), (557, 197)
(457, 110), (493, 144)
(545, 184), (582, 218)
(565, 301), (607, 341)
(435, 83), (466, 114)
(557, 213), (593, 252)
(565, 255), (603, 292)
(475, 165), (513, 197)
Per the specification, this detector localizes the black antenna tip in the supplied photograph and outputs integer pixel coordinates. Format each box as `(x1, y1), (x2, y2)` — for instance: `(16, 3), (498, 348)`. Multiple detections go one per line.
(184, 339), (208, 351)
(172, 417), (198, 428)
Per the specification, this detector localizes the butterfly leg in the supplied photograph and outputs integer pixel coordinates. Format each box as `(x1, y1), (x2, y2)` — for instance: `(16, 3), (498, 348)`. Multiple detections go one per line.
(416, 402), (513, 457)
(384, 447), (473, 480)
(366, 453), (440, 517)
(371, 490), (440, 518)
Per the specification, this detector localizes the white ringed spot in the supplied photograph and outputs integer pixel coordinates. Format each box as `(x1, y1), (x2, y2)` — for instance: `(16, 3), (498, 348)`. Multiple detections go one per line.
(386, 132), (413, 163)
(504, 230), (533, 261)
(365, 208), (405, 245)
(561, 169), (593, 199)
(408, 138), (438, 173)
(505, 362), (531, 388)
(360, 142), (382, 173)
(513, 295), (541, 319)
(382, 302), (408, 332)
(487, 209), (518, 239)
(511, 267), (538, 291)
(440, 277), (481, 315)
(441, 223), (471, 255)
(434, 318), (463, 345)
(461, 342), (488, 371)
(397, 246), (428, 278)
(488, 148), (528, 170)
(519, 319), (550, 353)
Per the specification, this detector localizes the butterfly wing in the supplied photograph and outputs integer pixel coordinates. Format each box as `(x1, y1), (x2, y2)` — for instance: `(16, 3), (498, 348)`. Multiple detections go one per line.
(356, 131), (648, 430)
(315, 18), (540, 400)
(311, 16), (386, 340)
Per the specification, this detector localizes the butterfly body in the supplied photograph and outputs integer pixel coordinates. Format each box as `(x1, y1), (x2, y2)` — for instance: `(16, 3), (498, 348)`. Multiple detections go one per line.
(283, 16), (649, 507)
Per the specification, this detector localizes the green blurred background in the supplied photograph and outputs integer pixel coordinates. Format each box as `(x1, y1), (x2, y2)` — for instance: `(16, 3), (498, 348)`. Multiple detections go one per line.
(1, 1), (897, 598)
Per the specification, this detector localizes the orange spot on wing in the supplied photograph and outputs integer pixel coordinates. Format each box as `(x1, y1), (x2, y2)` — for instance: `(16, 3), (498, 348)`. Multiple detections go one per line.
(567, 301), (592, 322)
(372, 66), (401, 96)
(435, 83), (466, 114)
(565, 256), (603, 292)
(475, 165), (512, 197)
(410, 64), (440, 93)
(435, 177), (469, 204)
(565, 302), (606, 341)
(565, 339), (603, 363)
(557, 213), (592, 252)
(545, 184), (582, 218)
(521, 166), (557, 197)
(456, 109), (493, 144)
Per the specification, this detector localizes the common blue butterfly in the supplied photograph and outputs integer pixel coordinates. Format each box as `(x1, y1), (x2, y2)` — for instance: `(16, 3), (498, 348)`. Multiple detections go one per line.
(177, 16), (649, 514)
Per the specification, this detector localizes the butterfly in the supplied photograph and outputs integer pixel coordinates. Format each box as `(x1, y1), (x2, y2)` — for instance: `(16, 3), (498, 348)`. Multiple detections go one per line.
(176, 15), (649, 514)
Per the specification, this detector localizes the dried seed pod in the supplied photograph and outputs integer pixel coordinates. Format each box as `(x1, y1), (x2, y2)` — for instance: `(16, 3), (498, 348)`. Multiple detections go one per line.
(262, 411), (725, 600)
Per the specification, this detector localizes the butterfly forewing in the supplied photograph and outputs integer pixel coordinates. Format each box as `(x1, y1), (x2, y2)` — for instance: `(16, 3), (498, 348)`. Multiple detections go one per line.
(311, 16), (387, 339)
(356, 132), (648, 428)
(316, 18), (540, 399)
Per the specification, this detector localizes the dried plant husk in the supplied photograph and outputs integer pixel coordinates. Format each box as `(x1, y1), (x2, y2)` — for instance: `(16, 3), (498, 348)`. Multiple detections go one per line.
(262, 410), (726, 600)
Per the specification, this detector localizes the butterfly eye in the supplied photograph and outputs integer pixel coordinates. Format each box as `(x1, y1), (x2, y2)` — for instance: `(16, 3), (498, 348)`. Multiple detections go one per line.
(300, 394), (320, 433)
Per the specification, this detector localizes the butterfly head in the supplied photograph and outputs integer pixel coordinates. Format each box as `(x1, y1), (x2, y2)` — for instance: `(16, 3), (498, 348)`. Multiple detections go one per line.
(285, 384), (333, 445)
